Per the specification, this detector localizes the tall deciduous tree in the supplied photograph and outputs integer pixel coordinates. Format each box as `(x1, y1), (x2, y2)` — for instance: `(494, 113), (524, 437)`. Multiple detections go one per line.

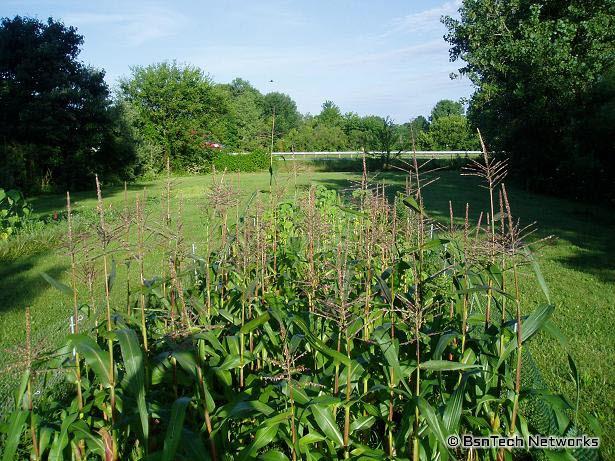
(317, 100), (344, 127)
(444, 0), (615, 201)
(422, 115), (478, 151)
(222, 78), (268, 151)
(0, 16), (133, 191)
(429, 99), (464, 121)
(262, 92), (301, 140)
(120, 61), (229, 170)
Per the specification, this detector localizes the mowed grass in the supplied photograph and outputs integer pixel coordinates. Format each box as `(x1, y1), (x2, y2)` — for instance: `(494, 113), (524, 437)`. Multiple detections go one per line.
(1, 169), (613, 455)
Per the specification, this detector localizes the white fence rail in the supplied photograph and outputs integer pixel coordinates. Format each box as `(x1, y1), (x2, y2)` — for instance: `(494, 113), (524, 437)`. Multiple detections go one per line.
(269, 151), (481, 159)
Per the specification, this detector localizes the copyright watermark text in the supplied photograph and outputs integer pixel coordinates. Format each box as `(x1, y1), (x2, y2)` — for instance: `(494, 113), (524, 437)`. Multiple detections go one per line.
(447, 434), (600, 450)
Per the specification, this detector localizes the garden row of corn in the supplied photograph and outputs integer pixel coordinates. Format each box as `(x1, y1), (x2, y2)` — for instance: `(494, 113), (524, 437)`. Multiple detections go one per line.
(0, 150), (598, 460)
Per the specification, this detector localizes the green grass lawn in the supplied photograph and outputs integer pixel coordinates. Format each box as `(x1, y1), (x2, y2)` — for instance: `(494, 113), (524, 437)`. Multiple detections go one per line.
(1, 169), (613, 456)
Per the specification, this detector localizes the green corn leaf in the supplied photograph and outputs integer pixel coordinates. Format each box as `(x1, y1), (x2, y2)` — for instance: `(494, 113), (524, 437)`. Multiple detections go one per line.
(422, 238), (448, 251)
(172, 350), (199, 380)
(48, 413), (77, 461)
(568, 354), (580, 422)
(419, 360), (481, 372)
(287, 381), (309, 405)
(417, 397), (451, 460)
(523, 247), (550, 303)
(240, 312), (270, 334)
(226, 400), (275, 418)
(298, 432), (325, 449)
(107, 258), (117, 292)
(41, 272), (73, 296)
(350, 444), (387, 458)
(499, 304), (555, 367)
(262, 410), (292, 427)
(543, 320), (569, 349)
(214, 353), (242, 371)
(161, 397), (191, 461)
(14, 370), (29, 410)
(238, 424), (279, 460)
(1, 410), (28, 461)
(337, 205), (367, 217)
(292, 316), (351, 366)
(372, 326), (402, 386)
(433, 333), (459, 360)
(70, 420), (105, 457)
(116, 328), (149, 447)
(443, 377), (466, 433)
(403, 196), (422, 213)
(581, 411), (602, 437)
(201, 377), (216, 414)
(68, 334), (111, 387)
(260, 450), (289, 461)
(350, 415), (376, 432)
(219, 309), (240, 325)
(311, 405), (343, 448)
(181, 429), (209, 460)
(37, 426), (54, 458)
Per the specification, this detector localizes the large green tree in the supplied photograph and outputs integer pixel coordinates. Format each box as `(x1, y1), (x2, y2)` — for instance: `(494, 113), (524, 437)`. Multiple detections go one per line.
(444, 0), (615, 201)
(429, 99), (464, 121)
(421, 115), (479, 151)
(219, 78), (268, 151)
(409, 116), (429, 134)
(120, 61), (229, 171)
(317, 100), (344, 127)
(0, 16), (134, 191)
(262, 92), (301, 141)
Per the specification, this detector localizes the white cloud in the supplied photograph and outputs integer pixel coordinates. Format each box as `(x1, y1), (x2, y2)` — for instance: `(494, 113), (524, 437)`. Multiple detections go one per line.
(381, 0), (461, 38)
(330, 40), (446, 67)
(63, 5), (187, 46)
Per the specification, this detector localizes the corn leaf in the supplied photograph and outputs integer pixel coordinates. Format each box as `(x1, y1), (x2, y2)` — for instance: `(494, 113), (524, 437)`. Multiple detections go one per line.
(417, 397), (451, 461)
(499, 304), (555, 367)
(41, 272), (73, 296)
(372, 326), (402, 386)
(161, 397), (191, 461)
(238, 424), (279, 460)
(523, 247), (550, 303)
(116, 328), (149, 448)
(443, 377), (466, 433)
(292, 315), (351, 366)
(1, 410), (28, 461)
(240, 312), (270, 334)
(419, 360), (481, 372)
(311, 405), (343, 448)
(48, 413), (77, 461)
(350, 415), (376, 432)
(68, 334), (111, 387)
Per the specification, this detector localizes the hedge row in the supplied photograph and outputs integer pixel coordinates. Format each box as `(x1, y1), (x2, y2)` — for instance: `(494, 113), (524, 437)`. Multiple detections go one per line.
(212, 150), (270, 172)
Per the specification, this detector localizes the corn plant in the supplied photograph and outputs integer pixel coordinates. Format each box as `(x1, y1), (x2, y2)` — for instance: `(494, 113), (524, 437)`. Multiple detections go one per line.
(0, 163), (599, 461)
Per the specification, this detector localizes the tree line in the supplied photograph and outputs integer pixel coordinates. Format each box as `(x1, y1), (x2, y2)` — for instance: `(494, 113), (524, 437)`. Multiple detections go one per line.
(3, 0), (613, 203)
(0, 15), (477, 192)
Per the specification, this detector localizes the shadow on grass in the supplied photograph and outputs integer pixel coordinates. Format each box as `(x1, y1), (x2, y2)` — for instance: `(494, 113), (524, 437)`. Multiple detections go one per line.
(312, 171), (615, 283)
(0, 254), (68, 315)
(28, 181), (156, 218)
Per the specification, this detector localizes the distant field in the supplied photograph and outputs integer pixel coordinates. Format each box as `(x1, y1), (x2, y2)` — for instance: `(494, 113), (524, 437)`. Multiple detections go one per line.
(1, 169), (613, 455)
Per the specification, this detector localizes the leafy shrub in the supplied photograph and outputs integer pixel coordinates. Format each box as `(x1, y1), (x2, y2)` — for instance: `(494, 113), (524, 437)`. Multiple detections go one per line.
(0, 188), (32, 239)
(213, 149), (270, 172)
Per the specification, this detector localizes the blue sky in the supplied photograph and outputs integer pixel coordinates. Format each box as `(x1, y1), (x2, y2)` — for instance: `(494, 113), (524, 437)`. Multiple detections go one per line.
(1, 0), (474, 121)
